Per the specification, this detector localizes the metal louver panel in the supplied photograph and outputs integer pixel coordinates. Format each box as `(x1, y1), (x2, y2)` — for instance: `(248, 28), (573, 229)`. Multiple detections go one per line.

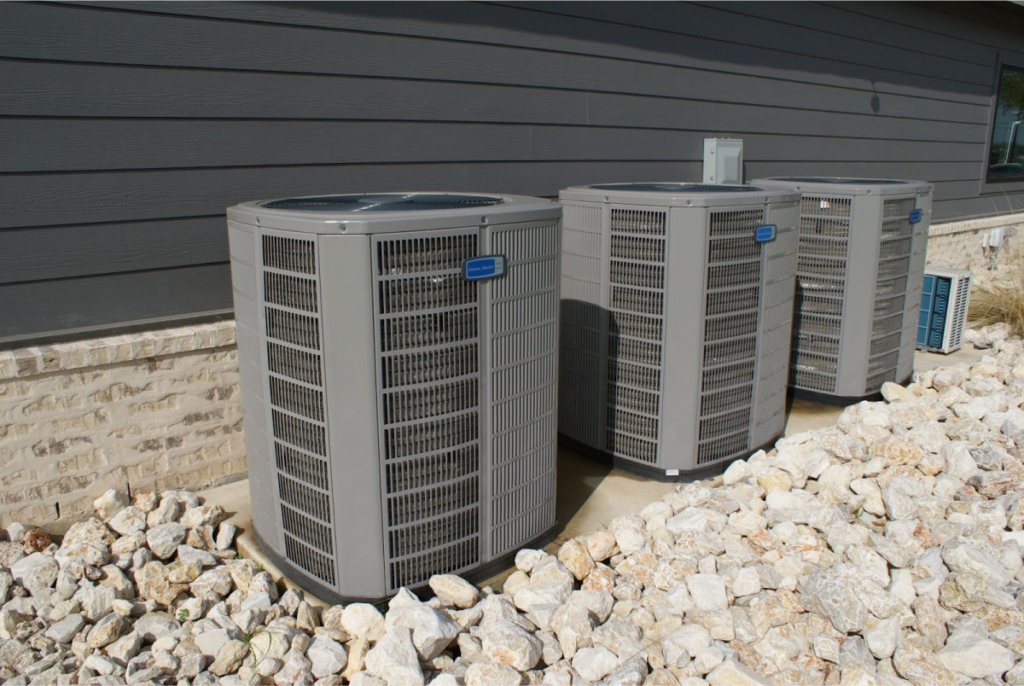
(229, 224), (278, 549)
(865, 198), (916, 394)
(949, 275), (970, 351)
(606, 209), (667, 465)
(559, 202), (606, 449)
(490, 222), (560, 557)
(373, 232), (482, 592)
(260, 233), (337, 588)
(791, 196), (851, 394)
(697, 209), (763, 465)
(752, 201), (800, 448)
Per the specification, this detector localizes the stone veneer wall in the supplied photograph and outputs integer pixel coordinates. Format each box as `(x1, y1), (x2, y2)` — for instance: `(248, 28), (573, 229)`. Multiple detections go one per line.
(926, 211), (1024, 271)
(0, 322), (245, 532)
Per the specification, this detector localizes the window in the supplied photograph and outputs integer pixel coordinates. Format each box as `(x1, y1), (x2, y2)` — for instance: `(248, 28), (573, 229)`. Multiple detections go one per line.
(988, 65), (1024, 183)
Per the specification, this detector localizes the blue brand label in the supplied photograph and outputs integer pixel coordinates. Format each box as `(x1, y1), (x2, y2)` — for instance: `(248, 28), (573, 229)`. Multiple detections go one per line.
(462, 255), (506, 281)
(909, 209), (923, 223)
(755, 224), (777, 242)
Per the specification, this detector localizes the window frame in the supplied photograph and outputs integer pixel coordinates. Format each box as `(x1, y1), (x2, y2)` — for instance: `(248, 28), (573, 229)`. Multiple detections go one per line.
(981, 59), (1024, 194)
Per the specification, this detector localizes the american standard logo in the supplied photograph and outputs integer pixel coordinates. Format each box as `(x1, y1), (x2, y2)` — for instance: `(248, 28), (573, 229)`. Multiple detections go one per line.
(754, 224), (777, 243)
(462, 254), (507, 281)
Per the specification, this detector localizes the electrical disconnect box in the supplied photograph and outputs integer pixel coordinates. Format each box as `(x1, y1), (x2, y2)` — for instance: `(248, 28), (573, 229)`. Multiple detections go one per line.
(703, 139), (744, 185)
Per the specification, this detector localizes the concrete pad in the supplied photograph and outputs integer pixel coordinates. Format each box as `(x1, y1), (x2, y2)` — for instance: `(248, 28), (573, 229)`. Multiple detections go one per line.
(914, 346), (987, 374)
(198, 345), (990, 602)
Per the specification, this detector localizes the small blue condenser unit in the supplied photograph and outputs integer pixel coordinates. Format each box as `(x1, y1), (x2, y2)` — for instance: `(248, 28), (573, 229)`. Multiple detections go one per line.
(917, 267), (971, 354)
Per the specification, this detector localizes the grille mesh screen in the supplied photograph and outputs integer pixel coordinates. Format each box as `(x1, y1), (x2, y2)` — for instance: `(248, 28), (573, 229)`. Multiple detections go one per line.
(375, 232), (482, 591)
(606, 209), (667, 464)
(489, 223), (560, 556)
(261, 234), (337, 587)
(791, 196), (850, 393)
(865, 198), (915, 393)
(697, 209), (763, 465)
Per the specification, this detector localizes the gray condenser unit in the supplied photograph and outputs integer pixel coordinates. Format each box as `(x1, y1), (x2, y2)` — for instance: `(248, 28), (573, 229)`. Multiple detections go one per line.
(558, 183), (801, 480)
(751, 177), (932, 401)
(227, 193), (561, 603)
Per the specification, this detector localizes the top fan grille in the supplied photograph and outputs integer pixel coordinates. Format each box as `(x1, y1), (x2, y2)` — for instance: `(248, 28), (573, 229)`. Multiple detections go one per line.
(770, 177), (910, 185)
(588, 183), (761, 193)
(261, 193), (505, 212)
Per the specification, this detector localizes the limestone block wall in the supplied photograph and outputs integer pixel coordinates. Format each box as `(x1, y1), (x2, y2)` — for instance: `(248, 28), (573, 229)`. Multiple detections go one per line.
(926, 212), (1024, 271)
(0, 322), (245, 532)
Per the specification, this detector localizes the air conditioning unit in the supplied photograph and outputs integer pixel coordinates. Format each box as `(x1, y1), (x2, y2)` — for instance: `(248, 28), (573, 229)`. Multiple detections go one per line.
(918, 266), (971, 354)
(227, 193), (561, 603)
(558, 183), (801, 480)
(751, 177), (932, 402)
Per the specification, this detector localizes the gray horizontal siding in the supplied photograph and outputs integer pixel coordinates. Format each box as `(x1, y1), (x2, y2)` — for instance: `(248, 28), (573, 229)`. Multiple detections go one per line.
(0, 265), (232, 346)
(2, 0), (1024, 345)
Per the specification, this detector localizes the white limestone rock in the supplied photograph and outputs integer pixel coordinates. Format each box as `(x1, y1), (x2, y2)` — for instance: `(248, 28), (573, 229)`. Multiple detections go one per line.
(107, 631), (142, 666)
(308, 634), (348, 678)
(583, 530), (618, 563)
(731, 567), (761, 598)
(557, 539), (595, 581)
(609, 516), (647, 556)
(706, 659), (772, 686)
(551, 601), (594, 660)
(571, 646), (618, 682)
(146, 497), (181, 528)
(209, 639), (249, 676)
(343, 603), (386, 642)
(44, 613), (85, 643)
(180, 505), (226, 530)
(134, 611), (181, 643)
(428, 574), (479, 609)
(686, 574), (728, 612)
(942, 543), (1013, 587)
(87, 612), (124, 648)
(10, 552), (57, 595)
(464, 662), (524, 686)
(94, 489), (130, 520)
(864, 617), (901, 659)
(941, 442), (979, 482)
(384, 601), (460, 661)
(935, 630), (1016, 679)
(146, 523), (186, 560)
(480, 618), (543, 672)
(364, 628), (424, 686)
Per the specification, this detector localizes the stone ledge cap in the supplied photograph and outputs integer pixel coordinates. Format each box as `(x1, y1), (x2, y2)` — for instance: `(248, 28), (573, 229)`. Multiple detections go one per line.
(0, 321), (237, 381)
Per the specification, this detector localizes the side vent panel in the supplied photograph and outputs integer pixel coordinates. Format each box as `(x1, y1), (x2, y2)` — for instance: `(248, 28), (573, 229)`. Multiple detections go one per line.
(866, 198), (916, 393)
(697, 209), (764, 466)
(559, 203), (605, 449)
(373, 233), (482, 592)
(229, 224), (276, 545)
(752, 201), (800, 448)
(490, 222), (560, 557)
(260, 233), (337, 588)
(791, 195), (851, 394)
(606, 209), (667, 465)
(949, 274), (970, 351)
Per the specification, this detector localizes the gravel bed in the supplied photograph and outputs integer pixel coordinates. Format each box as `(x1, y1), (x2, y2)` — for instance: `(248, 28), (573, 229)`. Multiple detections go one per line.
(1, 325), (1023, 685)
